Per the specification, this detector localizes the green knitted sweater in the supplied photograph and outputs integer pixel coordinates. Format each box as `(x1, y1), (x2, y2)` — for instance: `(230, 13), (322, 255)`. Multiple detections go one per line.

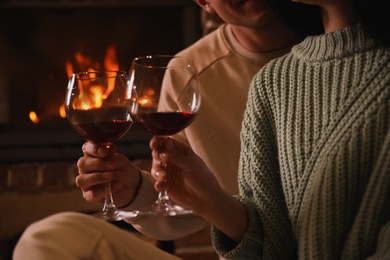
(212, 24), (390, 259)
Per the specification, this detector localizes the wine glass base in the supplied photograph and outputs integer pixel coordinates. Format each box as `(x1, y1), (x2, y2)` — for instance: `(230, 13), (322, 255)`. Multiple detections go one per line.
(138, 202), (193, 217)
(91, 209), (139, 221)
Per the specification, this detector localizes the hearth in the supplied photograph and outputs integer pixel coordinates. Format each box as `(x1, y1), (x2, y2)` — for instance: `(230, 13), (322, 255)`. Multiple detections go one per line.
(0, 0), (201, 163)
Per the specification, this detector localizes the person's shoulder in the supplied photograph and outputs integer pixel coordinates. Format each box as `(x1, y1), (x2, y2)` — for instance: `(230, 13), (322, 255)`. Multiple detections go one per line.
(189, 24), (228, 47)
(251, 50), (293, 86)
(176, 24), (232, 71)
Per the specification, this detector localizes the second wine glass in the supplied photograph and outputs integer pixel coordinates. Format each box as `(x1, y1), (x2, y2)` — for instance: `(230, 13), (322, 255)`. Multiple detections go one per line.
(65, 70), (138, 221)
(127, 55), (201, 216)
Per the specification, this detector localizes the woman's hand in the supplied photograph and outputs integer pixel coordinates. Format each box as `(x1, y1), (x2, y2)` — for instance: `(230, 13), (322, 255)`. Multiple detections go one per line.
(150, 136), (248, 242)
(75, 141), (141, 208)
(150, 136), (226, 215)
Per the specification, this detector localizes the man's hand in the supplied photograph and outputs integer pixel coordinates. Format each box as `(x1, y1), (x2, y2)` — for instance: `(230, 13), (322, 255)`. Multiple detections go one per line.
(76, 141), (141, 208)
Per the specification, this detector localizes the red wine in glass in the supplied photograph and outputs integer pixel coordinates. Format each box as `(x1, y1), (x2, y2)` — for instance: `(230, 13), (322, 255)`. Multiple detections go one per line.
(130, 111), (196, 136)
(65, 70), (138, 221)
(68, 108), (133, 143)
(126, 55), (201, 217)
(131, 111), (197, 216)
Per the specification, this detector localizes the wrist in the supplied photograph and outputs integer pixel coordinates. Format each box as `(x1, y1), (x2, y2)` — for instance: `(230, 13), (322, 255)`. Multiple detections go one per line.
(119, 169), (158, 211)
(200, 190), (248, 243)
(118, 168), (143, 209)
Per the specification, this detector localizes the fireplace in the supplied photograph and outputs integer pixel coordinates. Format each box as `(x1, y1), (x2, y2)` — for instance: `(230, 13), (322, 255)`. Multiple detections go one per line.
(0, 0), (202, 163)
(0, 4), (203, 258)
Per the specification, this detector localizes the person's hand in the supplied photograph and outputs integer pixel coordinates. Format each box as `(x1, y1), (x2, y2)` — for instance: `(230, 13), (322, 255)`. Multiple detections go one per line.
(150, 136), (223, 215)
(150, 136), (249, 242)
(75, 141), (141, 208)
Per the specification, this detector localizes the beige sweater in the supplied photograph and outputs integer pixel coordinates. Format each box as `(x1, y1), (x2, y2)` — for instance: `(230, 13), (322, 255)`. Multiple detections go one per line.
(124, 24), (294, 240)
(173, 24), (293, 195)
(131, 23), (293, 205)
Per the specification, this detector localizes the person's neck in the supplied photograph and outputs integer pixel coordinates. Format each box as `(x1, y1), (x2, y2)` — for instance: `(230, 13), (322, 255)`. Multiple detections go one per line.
(321, 3), (360, 33)
(229, 23), (297, 53)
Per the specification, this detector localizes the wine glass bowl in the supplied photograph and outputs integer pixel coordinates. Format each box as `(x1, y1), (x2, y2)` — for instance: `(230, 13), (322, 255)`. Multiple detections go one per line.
(66, 71), (132, 144)
(127, 55), (200, 216)
(65, 70), (137, 221)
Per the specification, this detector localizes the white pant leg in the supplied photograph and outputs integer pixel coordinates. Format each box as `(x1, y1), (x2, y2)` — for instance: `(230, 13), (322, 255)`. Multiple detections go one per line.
(13, 211), (181, 260)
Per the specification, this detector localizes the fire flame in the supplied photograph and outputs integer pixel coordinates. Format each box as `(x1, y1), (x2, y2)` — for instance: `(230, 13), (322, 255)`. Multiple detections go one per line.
(29, 111), (39, 124)
(28, 46), (119, 124)
(139, 89), (155, 107)
(66, 45), (119, 79)
(59, 45), (119, 117)
(59, 104), (66, 118)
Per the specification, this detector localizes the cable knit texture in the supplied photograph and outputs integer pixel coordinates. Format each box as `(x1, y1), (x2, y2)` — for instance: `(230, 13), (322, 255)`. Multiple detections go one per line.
(211, 24), (390, 259)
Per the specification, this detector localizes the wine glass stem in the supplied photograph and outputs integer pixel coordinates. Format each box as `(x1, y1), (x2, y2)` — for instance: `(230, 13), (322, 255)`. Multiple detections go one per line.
(102, 181), (117, 211)
(157, 190), (171, 205)
(155, 162), (171, 206)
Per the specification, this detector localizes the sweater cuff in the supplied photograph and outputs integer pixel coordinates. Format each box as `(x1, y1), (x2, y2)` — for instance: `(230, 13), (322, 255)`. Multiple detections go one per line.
(211, 195), (263, 259)
(121, 170), (157, 212)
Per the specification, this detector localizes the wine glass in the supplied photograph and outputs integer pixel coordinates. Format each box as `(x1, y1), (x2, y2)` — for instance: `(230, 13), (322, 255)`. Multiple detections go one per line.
(65, 70), (138, 221)
(127, 55), (201, 216)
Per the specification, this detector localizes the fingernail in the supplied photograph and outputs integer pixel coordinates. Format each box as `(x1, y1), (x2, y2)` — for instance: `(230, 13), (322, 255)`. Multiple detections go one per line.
(155, 171), (165, 180)
(159, 153), (167, 161)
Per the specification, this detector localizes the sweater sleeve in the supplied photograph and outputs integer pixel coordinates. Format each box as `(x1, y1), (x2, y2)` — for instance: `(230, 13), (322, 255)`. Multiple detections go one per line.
(211, 196), (263, 259)
(121, 169), (157, 212)
(211, 69), (296, 259)
(366, 219), (390, 259)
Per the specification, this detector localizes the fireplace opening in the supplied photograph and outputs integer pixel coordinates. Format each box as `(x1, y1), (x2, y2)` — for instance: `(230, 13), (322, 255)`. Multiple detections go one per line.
(0, 1), (202, 163)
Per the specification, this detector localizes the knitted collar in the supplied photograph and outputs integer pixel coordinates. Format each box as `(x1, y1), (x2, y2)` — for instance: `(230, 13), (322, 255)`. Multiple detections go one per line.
(291, 23), (378, 62)
(223, 24), (295, 65)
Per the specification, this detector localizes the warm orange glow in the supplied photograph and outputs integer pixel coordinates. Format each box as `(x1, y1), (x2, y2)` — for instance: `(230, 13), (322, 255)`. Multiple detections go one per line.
(75, 52), (92, 69)
(139, 96), (155, 108)
(103, 45), (119, 97)
(89, 86), (105, 109)
(66, 46), (119, 78)
(65, 61), (74, 79)
(29, 111), (39, 124)
(59, 104), (66, 118)
(64, 45), (119, 112)
(104, 45), (119, 71)
(138, 89), (155, 107)
(140, 97), (150, 105)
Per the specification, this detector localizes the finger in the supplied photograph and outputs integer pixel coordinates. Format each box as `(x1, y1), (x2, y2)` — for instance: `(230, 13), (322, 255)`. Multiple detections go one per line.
(77, 156), (115, 174)
(83, 179), (123, 202)
(152, 137), (198, 173)
(81, 184), (106, 204)
(81, 141), (114, 158)
(151, 169), (166, 182)
(150, 157), (165, 178)
(75, 171), (113, 190)
(154, 179), (165, 192)
(150, 136), (168, 152)
(150, 169), (166, 192)
(150, 137), (171, 164)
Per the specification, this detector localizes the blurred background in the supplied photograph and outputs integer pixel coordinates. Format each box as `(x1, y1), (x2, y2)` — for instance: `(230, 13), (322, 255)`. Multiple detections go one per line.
(0, 1), (223, 259)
